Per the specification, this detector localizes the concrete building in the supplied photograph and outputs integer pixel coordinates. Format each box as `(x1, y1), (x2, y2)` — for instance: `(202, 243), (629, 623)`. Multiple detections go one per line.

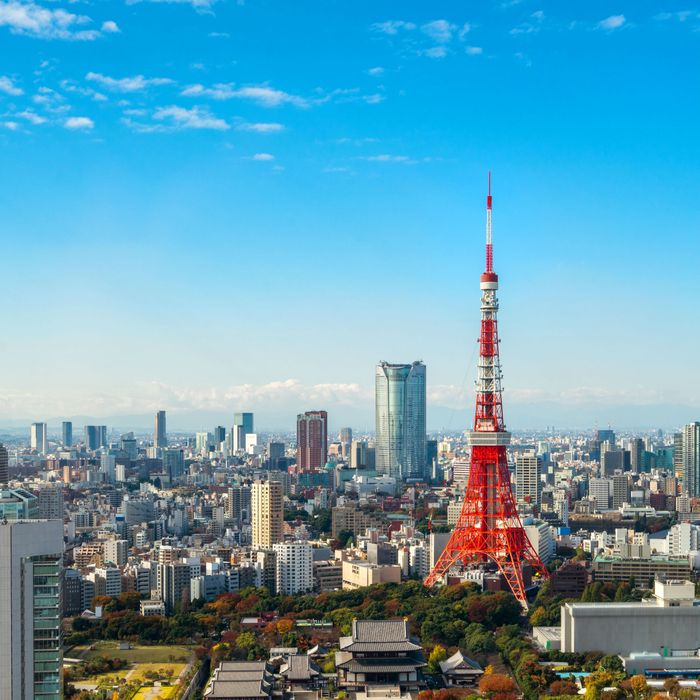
(296, 411), (328, 471)
(524, 521), (556, 563)
(273, 542), (313, 595)
(37, 485), (63, 520)
(104, 539), (129, 567)
(589, 478), (611, 511)
(341, 560), (401, 589)
(0, 488), (38, 520)
(252, 480), (283, 548)
(560, 578), (700, 656)
(515, 451), (542, 505)
(0, 519), (64, 700)
(375, 361), (427, 481)
(157, 562), (192, 614)
(592, 552), (692, 584)
(0, 443), (7, 485)
(681, 422), (700, 496)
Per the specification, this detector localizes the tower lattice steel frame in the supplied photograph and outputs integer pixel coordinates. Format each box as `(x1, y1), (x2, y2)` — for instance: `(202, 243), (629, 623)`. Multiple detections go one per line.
(425, 175), (549, 605)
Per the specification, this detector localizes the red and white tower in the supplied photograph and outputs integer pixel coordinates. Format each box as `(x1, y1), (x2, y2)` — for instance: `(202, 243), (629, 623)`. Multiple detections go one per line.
(425, 175), (549, 605)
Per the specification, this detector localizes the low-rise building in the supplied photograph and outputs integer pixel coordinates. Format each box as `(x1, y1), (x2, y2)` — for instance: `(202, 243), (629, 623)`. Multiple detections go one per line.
(341, 560), (401, 589)
(204, 661), (275, 700)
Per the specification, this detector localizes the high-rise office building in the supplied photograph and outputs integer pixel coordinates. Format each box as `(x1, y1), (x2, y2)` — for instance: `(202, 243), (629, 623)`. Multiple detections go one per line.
(0, 519), (64, 700)
(84, 425), (107, 451)
(375, 361), (427, 480)
(226, 485), (252, 524)
(213, 426), (226, 448)
(339, 427), (352, 459)
(629, 438), (644, 473)
(61, 421), (73, 447)
(251, 480), (283, 548)
(233, 413), (254, 453)
(589, 478), (611, 511)
(195, 432), (212, 455)
(268, 442), (285, 470)
(612, 473), (631, 509)
(163, 449), (185, 481)
(0, 443), (8, 485)
(154, 410), (167, 449)
(681, 422), (700, 497)
(296, 411), (328, 471)
(30, 422), (47, 455)
(515, 451), (542, 505)
(37, 485), (64, 520)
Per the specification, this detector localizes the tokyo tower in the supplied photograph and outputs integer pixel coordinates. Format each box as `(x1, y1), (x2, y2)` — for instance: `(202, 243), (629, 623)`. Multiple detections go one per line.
(425, 175), (549, 605)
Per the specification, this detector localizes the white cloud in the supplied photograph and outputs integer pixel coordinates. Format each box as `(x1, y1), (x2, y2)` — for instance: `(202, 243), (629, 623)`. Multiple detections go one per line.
(15, 109), (46, 124)
(421, 19), (456, 43)
(371, 20), (416, 35)
(364, 93), (384, 104)
(2, 120), (19, 129)
(422, 45), (447, 58)
(250, 152), (274, 161)
(598, 14), (625, 30)
(182, 83), (307, 108)
(181, 82), (234, 99)
(153, 105), (228, 130)
(64, 116), (94, 130)
(232, 85), (307, 108)
(466, 46), (483, 55)
(367, 66), (384, 76)
(208, 31), (229, 37)
(86, 72), (173, 92)
(0, 1), (118, 40)
(364, 154), (411, 163)
(100, 20), (120, 33)
(0, 75), (22, 95)
(237, 122), (284, 133)
(126, 0), (218, 9)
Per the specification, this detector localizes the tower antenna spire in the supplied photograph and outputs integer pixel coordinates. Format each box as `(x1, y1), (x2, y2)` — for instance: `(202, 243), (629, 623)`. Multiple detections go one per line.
(486, 171), (493, 273)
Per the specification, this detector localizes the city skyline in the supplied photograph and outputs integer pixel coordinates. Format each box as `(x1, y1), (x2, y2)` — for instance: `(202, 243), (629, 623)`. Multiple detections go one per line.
(2, 1), (700, 429)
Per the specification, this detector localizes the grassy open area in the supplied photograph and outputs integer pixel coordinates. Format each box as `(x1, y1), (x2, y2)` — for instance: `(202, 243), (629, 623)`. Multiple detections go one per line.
(84, 641), (192, 664)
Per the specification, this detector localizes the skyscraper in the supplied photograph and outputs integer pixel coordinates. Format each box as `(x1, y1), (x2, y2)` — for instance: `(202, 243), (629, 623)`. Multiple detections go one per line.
(84, 425), (107, 451)
(251, 480), (283, 548)
(681, 422), (700, 497)
(154, 410), (167, 449)
(267, 441), (285, 470)
(629, 438), (644, 473)
(30, 422), (47, 455)
(0, 519), (64, 700)
(375, 361), (427, 480)
(61, 421), (73, 447)
(0, 443), (8, 485)
(296, 411), (328, 471)
(163, 448), (185, 481)
(233, 413), (254, 453)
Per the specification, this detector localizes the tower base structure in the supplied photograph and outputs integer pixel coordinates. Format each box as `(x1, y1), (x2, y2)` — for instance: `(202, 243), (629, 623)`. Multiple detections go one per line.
(425, 445), (549, 607)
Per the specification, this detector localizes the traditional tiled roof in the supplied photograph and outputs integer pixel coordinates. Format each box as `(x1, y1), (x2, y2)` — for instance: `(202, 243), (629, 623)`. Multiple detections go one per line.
(439, 651), (483, 675)
(339, 620), (422, 652)
(204, 661), (275, 699)
(337, 657), (425, 673)
(280, 654), (321, 681)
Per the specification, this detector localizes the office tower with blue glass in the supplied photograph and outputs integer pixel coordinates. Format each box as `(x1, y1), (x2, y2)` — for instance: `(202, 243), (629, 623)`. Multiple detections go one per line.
(154, 410), (167, 449)
(375, 361), (427, 481)
(233, 413), (254, 453)
(61, 421), (73, 447)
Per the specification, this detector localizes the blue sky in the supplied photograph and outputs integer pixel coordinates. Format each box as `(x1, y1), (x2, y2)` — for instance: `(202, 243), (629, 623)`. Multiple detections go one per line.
(1, 0), (699, 431)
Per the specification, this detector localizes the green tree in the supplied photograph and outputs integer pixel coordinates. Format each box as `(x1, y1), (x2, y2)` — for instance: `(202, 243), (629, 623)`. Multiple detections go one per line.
(427, 645), (448, 673)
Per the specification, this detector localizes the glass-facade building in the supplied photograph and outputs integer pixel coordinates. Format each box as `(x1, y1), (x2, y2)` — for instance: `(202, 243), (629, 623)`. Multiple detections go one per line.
(375, 361), (427, 481)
